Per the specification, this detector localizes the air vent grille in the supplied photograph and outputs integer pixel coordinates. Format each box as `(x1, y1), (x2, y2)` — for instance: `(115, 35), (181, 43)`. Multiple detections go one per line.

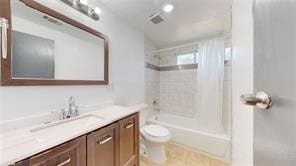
(149, 13), (164, 24)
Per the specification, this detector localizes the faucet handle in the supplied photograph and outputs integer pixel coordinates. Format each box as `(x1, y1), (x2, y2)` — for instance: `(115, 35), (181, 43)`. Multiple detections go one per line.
(75, 106), (79, 116)
(60, 109), (67, 120)
(153, 98), (159, 106)
(69, 96), (75, 103)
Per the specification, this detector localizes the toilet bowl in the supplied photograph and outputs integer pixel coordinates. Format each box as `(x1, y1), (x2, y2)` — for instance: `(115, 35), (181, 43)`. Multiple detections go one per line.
(140, 124), (171, 164)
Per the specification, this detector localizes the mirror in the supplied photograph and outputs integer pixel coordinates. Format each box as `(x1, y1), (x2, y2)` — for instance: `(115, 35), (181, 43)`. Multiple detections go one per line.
(1, 0), (108, 85)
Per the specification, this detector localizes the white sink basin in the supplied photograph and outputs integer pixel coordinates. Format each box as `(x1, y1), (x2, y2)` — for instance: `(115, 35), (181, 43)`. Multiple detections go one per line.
(30, 115), (104, 142)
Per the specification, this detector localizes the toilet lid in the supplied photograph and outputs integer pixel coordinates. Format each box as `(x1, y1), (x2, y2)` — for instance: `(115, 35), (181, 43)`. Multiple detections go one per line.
(144, 124), (170, 137)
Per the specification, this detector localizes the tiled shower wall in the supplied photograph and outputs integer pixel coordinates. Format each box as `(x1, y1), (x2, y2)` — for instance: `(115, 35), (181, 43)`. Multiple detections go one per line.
(143, 39), (160, 124)
(158, 46), (199, 118)
(145, 43), (231, 133)
(159, 69), (197, 117)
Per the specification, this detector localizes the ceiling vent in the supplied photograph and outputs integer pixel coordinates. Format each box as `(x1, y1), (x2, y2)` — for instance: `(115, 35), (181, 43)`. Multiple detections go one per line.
(149, 13), (164, 24)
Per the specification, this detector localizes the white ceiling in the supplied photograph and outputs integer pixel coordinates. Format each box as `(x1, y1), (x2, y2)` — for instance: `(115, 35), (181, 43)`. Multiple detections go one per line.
(100, 0), (232, 48)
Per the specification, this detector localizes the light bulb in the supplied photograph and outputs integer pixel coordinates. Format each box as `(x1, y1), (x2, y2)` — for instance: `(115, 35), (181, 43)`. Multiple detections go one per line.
(162, 3), (174, 13)
(72, 0), (78, 5)
(94, 7), (102, 15)
(80, 0), (88, 5)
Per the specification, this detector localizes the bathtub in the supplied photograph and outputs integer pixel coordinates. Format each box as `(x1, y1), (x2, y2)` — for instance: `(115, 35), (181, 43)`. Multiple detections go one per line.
(147, 113), (231, 160)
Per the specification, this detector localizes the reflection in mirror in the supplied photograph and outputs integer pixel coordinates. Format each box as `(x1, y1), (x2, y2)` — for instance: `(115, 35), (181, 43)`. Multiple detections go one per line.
(11, 0), (105, 81)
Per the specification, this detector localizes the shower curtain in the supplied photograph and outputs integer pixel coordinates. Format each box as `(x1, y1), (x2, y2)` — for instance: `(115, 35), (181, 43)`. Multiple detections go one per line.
(197, 39), (225, 133)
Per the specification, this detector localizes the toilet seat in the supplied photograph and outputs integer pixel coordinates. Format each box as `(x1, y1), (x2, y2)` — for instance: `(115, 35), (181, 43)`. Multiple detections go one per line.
(143, 124), (170, 137)
(140, 124), (171, 143)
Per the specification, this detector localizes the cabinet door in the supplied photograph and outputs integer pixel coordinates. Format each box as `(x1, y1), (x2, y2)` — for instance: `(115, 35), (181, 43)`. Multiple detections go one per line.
(87, 123), (119, 166)
(16, 136), (86, 166)
(119, 113), (139, 166)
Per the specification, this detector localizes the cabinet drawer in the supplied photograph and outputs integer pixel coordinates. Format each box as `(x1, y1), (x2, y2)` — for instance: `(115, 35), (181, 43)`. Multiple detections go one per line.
(119, 114), (139, 166)
(87, 123), (119, 166)
(16, 136), (86, 166)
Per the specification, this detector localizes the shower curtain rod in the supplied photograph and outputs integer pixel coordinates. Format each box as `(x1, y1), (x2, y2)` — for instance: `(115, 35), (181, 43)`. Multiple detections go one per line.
(149, 41), (200, 54)
(148, 35), (231, 54)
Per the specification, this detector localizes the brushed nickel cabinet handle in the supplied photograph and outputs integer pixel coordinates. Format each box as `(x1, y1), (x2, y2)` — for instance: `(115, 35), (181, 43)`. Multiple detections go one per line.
(0, 18), (9, 59)
(57, 156), (71, 166)
(124, 123), (134, 129)
(97, 135), (112, 145)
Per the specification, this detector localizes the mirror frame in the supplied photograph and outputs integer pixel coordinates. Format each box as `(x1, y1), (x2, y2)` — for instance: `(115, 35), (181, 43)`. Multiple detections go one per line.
(0, 0), (109, 86)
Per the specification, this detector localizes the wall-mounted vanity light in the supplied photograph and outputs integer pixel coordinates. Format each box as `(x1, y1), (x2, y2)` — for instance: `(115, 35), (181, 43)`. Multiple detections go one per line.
(60, 0), (101, 21)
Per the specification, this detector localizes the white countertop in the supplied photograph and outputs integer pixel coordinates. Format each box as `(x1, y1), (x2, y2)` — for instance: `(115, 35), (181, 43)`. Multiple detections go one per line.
(0, 104), (147, 166)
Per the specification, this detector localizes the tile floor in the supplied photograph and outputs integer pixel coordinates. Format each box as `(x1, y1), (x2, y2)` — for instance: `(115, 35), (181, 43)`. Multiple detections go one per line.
(140, 143), (229, 166)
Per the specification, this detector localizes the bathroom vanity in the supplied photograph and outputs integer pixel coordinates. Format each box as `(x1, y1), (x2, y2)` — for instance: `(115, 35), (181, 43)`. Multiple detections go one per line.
(15, 113), (138, 166)
(0, 105), (144, 166)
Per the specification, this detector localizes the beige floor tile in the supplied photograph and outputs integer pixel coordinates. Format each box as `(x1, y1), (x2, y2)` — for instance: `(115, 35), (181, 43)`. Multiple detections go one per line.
(209, 159), (229, 166)
(140, 143), (228, 166)
(166, 143), (188, 162)
(165, 157), (187, 166)
(186, 150), (210, 166)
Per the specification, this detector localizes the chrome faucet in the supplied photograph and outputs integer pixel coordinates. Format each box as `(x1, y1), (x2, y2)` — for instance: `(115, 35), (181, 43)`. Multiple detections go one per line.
(68, 96), (79, 118)
(60, 96), (79, 120)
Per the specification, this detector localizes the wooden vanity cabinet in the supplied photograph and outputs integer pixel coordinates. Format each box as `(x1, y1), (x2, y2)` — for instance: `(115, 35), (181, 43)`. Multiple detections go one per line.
(16, 136), (86, 166)
(87, 113), (139, 166)
(87, 123), (119, 166)
(119, 114), (139, 166)
(14, 113), (139, 166)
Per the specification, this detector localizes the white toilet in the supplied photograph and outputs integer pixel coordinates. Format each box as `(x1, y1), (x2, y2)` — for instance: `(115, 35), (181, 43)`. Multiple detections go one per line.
(140, 124), (171, 164)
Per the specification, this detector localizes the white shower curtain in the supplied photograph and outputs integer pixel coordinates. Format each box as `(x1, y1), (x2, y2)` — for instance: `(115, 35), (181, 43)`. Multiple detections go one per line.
(197, 39), (225, 133)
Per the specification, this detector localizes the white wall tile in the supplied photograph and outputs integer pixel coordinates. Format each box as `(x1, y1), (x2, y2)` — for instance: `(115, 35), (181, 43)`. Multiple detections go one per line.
(158, 49), (232, 128)
(145, 41), (232, 133)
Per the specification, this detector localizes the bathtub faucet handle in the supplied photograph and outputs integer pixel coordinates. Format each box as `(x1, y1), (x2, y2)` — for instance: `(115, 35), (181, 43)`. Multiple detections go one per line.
(153, 99), (159, 106)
